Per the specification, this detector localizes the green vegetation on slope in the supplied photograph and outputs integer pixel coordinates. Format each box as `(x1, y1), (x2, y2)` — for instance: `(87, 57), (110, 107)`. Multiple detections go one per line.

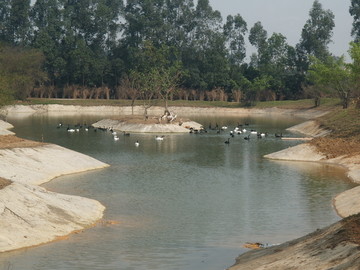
(23, 97), (342, 110)
(317, 107), (360, 139)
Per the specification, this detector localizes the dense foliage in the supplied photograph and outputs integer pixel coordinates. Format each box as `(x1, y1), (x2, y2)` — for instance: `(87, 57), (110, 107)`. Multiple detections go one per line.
(0, 0), (358, 106)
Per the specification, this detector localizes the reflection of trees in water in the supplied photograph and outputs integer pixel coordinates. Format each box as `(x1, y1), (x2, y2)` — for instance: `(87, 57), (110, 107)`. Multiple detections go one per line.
(273, 160), (354, 228)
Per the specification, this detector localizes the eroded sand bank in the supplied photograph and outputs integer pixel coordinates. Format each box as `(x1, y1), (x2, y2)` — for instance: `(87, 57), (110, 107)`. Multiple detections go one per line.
(0, 119), (109, 252)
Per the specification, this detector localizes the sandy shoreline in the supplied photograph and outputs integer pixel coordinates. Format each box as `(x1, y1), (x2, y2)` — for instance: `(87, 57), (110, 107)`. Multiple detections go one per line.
(0, 103), (329, 119)
(0, 119), (109, 252)
(0, 104), (359, 268)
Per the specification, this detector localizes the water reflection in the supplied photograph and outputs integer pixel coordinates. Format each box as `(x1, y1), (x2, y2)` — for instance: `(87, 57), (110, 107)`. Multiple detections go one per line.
(0, 113), (356, 270)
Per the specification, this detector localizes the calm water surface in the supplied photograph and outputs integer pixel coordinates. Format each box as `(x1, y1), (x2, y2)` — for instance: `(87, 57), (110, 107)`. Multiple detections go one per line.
(0, 113), (356, 270)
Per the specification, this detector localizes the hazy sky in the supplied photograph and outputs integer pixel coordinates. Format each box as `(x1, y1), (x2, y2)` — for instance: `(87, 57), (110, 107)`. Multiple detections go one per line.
(208, 0), (353, 58)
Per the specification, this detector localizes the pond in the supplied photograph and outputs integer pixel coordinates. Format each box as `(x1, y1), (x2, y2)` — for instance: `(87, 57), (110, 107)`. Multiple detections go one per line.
(0, 113), (355, 270)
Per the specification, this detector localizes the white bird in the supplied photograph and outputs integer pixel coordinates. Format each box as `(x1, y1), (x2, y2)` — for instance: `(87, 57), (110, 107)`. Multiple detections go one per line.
(67, 128), (75, 133)
(114, 135), (119, 141)
(155, 135), (164, 141)
(135, 140), (140, 147)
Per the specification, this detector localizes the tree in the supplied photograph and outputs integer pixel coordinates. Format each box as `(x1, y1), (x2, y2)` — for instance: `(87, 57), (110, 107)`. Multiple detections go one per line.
(137, 69), (158, 119)
(132, 41), (182, 119)
(308, 56), (353, 109)
(5, 0), (32, 46)
(350, 0), (360, 42)
(299, 0), (335, 61)
(348, 42), (360, 107)
(223, 14), (247, 65)
(0, 44), (47, 101)
(156, 67), (182, 121)
(31, 0), (64, 86)
(121, 71), (141, 115)
(249, 21), (268, 66)
(0, 0), (11, 43)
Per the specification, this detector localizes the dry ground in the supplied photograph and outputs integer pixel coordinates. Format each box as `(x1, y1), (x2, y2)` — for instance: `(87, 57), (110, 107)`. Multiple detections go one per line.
(307, 108), (360, 159)
(230, 214), (360, 270)
(310, 137), (360, 159)
(0, 135), (45, 149)
(0, 178), (11, 189)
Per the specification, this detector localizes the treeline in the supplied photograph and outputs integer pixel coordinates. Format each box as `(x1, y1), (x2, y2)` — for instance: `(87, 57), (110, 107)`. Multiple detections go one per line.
(1, 0), (360, 105)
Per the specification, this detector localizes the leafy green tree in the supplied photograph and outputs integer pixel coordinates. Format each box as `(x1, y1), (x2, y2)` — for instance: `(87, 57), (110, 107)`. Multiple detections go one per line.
(162, 0), (196, 48)
(249, 21), (268, 66)
(350, 0), (360, 42)
(299, 0), (335, 61)
(244, 75), (272, 105)
(0, 44), (47, 101)
(0, 0), (31, 45)
(348, 42), (360, 107)
(132, 41), (182, 117)
(31, 0), (64, 86)
(0, 0), (11, 43)
(123, 0), (168, 48)
(223, 14), (247, 65)
(309, 56), (353, 109)
(249, 22), (303, 100)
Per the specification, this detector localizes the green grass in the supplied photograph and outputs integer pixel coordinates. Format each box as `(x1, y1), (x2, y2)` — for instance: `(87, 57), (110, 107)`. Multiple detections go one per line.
(317, 107), (360, 139)
(19, 97), (342, 110)
(254, 98), (341, 109)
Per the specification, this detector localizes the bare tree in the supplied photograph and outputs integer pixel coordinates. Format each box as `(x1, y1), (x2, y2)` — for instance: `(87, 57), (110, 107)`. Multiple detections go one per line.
(232, 89), (242, 102)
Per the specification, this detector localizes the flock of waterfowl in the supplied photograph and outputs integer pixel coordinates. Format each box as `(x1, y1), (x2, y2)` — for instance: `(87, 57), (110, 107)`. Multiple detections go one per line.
(57, 122), (168, 147)
(56, 121), (284, 147)
(189, 122), (284, 144)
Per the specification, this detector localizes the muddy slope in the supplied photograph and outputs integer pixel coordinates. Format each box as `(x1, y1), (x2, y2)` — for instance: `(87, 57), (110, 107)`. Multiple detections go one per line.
(228, 214), (360, 270)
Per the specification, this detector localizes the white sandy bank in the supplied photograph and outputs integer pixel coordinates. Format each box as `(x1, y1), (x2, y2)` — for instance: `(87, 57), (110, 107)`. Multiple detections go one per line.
(0, 144), (109, 186)
(0, 120), (14, 135)
(0, 120), (109, 252)
(286, 120), (331, 137)
(1, 104), (329, 119)
(0, 182), (104, 252)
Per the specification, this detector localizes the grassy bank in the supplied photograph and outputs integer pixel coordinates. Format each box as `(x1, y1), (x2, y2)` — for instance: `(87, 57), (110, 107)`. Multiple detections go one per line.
(19, 97), (341, 110)
(316, 108), (360, 139)
(310, 107), (360, 158)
